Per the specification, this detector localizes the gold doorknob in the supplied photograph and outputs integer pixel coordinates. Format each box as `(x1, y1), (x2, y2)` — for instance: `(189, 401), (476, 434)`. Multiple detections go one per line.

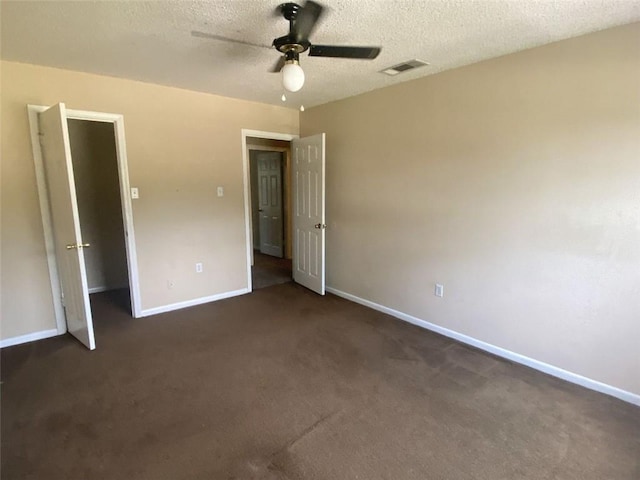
(66, 243), (91, 250)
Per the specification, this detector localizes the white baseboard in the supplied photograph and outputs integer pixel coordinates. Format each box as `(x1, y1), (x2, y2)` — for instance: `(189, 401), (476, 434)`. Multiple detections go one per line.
(139, 288), (250, 317)
(0, 328), (60, 349)
(326, 287), (640, 406)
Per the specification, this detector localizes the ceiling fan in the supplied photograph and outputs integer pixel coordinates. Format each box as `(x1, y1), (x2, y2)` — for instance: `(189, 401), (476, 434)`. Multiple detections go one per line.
(192, 1), (382, 93)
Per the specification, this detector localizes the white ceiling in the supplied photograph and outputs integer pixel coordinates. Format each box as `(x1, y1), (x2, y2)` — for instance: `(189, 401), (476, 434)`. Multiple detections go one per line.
(2, 1), (639, 109)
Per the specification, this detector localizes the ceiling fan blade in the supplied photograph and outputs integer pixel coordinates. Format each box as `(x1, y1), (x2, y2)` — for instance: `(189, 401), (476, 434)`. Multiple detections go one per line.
(292, 1), (324, 43)
(271, 56), (286, 73)
(309, 45), (381, 59)
(191, 31), (272, 49)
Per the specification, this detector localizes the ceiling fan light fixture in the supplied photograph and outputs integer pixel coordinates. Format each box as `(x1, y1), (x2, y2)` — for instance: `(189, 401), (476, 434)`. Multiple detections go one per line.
(282, 60), (305, 92)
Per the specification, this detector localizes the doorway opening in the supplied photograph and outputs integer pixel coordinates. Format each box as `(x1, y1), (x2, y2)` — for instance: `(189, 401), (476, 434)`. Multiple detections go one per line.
(66, 119), (132, 321)
(247, 138), (293, 290)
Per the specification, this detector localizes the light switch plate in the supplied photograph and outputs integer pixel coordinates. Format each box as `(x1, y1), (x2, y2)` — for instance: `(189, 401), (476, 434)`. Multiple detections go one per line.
(217, 186), (224, 197)
(131, 187), (139, 199)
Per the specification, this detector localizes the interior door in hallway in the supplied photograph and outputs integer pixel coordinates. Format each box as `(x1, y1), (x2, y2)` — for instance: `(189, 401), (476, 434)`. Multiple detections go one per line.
(38, 103), (96, 350)
(292, 133), (326, 295)
(257, 151), (284, 258)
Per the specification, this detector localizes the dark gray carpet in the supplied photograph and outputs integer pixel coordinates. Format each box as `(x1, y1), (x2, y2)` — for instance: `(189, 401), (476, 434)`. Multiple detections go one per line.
(2, 283), (639, 479)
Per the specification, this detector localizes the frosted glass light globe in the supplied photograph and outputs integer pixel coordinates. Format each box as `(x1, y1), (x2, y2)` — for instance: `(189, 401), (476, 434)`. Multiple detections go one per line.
(282, 62), (305, 92)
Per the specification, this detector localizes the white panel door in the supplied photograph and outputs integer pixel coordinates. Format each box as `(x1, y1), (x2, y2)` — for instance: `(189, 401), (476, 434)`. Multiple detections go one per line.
(257, 151), (284, 258)
(39, 103), (96, 350)
(292, 133), (325, 295)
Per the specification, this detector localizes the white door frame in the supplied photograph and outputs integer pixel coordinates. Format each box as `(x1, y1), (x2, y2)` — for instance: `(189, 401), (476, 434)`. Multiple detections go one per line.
(28, 104), (142, 335)
(241, 129), (298, 292)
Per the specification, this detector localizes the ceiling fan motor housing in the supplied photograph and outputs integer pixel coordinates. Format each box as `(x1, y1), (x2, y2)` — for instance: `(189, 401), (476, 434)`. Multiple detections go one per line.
(273, 35), (309, 55)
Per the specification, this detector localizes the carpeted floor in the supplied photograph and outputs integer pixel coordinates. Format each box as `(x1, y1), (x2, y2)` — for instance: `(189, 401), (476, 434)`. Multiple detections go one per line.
(1, 284), (639, 479)
(252, 251), (292, 290)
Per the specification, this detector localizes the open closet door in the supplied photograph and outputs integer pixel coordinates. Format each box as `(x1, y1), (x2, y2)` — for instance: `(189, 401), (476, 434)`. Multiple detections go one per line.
(39, 103), (96, 350)
(292, 133), (326, 295)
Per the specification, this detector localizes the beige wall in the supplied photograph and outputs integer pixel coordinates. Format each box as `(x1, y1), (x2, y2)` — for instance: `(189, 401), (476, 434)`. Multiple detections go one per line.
(301, 23), (640, 395)
(1, 61), (298, 339)
(67, 119), (128, 292)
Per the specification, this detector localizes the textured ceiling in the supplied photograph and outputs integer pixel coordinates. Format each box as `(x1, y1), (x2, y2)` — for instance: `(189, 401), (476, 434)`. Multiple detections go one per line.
(2, 1), (639, 108)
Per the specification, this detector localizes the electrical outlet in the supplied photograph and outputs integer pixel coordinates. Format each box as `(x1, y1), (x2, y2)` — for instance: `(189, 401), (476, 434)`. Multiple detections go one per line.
(435, 283), (444, 298)
(195, 262), (203, 273)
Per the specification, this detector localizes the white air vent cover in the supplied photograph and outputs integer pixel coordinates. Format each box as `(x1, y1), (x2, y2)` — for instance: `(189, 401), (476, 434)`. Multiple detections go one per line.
(381, 59), (430, 76)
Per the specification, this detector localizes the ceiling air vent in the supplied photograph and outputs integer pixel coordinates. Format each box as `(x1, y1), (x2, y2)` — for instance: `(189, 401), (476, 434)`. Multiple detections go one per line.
(381, 59), (429, 76)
